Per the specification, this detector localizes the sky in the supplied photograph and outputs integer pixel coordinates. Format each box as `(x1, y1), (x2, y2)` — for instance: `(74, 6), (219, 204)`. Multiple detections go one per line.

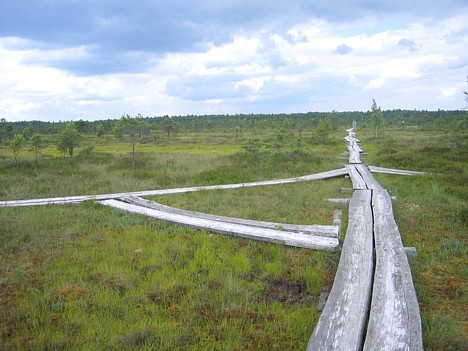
(0, 0), (467, 122)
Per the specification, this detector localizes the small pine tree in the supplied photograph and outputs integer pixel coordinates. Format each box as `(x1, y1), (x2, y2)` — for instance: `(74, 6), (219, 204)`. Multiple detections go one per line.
(241, 138), (262, 160)
(31, 133), (44, 162)
(370, 99), (384, 137)
(315, 119), (331, 144)
(113, 114), (150, 164)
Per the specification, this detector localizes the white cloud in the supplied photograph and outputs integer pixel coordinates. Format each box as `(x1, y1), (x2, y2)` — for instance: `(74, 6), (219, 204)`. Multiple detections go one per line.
(0, 98), (40, 114)
(0, 7), (467, 121)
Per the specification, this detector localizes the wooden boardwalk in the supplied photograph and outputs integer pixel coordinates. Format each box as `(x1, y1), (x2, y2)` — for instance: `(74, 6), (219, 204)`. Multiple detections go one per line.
(0, 128), (425, 350)
(307, 129), (423, 350)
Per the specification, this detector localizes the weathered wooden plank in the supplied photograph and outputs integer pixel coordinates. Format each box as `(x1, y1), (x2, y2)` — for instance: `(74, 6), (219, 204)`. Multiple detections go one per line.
(121, 196), (340, 238)
(129, 167), (348, 196)
(347, 165), (367, 190)
(99, 199), (340, 251)
(307, 190), (374, 350)
(332, 209), (342, 227)
(354, 164), (385, 190)
(0, 196), (92, 207)
(344, 135), (360, 143)
(354, 143), (364, 153)
(298, 167), (350, 181)
(0, 168), (349, 208)
(345, 136), (359, 144)
(347, 145), (362, 164)
(340, 187), (353, 193)
(363, 190), (423, 351)
(368, 166), (429, 176)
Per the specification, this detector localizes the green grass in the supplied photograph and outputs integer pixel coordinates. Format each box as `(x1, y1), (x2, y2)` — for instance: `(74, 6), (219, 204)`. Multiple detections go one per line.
(0, 132), (345, 350)
(154, 178), (348, 226)
(0, 142), (343, 201)
(1, 126), (466, 350)
(0, 199), (336, 350)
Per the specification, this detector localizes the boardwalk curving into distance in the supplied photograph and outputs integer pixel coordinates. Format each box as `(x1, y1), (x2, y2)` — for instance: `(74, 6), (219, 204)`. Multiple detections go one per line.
(307, 129), (423, 350)
(0, 128), (425, 350)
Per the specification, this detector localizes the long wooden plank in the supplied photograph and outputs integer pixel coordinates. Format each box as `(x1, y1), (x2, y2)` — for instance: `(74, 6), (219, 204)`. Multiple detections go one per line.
(121, 195), (340, 238)
(344, 136), (361, 143)
(363, 190), (423, 351)
(368, 166), (428, 176)
(347, 145), (362, 164)
(297, 167), (349, 181)
(0, 168), (349, 208)
(346, 127), (364, 165)
(354, 164), (385, 190)
(354, 143), (363, 153)
(99, 199), (340, 251)
(307, 190), (374, 350)
(347, 165), (367, 190)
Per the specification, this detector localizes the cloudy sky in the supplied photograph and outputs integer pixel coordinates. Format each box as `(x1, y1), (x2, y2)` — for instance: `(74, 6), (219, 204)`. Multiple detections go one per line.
(1, 0), (467, 122)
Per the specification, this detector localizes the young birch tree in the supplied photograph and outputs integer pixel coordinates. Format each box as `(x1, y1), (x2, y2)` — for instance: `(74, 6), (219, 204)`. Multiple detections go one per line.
(57, 121), (81, 157)
(9, 133), (25, 167)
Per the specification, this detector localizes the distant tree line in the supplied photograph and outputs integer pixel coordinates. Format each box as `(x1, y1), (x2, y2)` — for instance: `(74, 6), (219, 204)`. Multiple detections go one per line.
(1, 103), (467, 166)
(1, 109), (466, 141)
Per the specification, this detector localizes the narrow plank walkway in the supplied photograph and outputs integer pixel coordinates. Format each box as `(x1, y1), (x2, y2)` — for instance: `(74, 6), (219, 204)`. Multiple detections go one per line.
(308, 128), (423, 350)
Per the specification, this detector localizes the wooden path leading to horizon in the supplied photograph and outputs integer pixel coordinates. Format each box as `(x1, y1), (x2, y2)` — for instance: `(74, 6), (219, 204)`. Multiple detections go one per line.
(0, 128), (424, 350)
(307, 129), (423, 350)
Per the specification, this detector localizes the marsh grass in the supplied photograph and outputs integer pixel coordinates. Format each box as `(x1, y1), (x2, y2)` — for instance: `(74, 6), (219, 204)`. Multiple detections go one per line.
(0, 153), (223, 200)
(0, 203), (331, 350)
(0, 142), (343, 201)
(154, 178), (348, 226)
(0, 136), (347, 350)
